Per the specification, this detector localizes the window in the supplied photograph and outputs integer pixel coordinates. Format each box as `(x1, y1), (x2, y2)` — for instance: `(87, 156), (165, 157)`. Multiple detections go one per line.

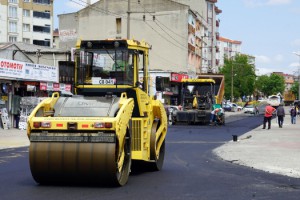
(116, 18), (121, 34)
(208, 3), (213, 11)
(9, 6), (17, 18)
(23, 23), (30, 31)
(9, 21), (17, 32)
(24, 0), (30, 2)
(33, 0), (50, 4)
(23, 9), (30, 17)
(33, 11), (50, 19)
(9, 36), (17, 42)
(33, 39), (50, 46)
(23, 38), (30, 43)
(208, 18), (212, 25)
(33, 25), (50, 33)
(9, 0), (18, 3)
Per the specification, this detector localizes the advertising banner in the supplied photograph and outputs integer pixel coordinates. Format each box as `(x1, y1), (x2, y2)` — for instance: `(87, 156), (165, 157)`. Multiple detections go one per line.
(171, 72), (189, 82)
(40, 82), (71, 92)
(0, 58), (59, 82)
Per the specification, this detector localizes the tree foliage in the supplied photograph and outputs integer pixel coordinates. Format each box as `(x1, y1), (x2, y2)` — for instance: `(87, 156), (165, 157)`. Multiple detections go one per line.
(255, 73), (285, 96)
(219, 54), (256, 101)
(290, 81), (299, 99)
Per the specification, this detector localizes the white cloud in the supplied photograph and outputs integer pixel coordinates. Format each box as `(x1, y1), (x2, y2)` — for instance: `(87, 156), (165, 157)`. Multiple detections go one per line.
(65, 0), (100, 12)
(244, 0), (291, 7)
(266, 0), (292, 5)
(290, 62), (300, 67)
(256, 67), (271, 75)
(255, 55), (271, 64)
(274, 54), (284, 62)
(65, 1), (84, 11)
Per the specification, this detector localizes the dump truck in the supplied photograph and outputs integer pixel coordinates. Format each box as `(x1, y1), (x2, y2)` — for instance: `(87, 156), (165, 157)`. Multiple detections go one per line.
(197, 74), (225, 105)
(27, 39), (168, 186)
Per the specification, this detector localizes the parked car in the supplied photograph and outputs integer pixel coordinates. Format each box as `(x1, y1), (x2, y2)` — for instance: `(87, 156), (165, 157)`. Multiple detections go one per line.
(222, 104), (232, 112)
(231, 103), (243, 111)
(244, 104), (255, 114)
(223, 103), (242, 112)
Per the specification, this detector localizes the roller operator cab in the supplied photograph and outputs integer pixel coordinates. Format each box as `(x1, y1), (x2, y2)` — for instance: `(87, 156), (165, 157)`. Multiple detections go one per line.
(27, 39), (168, 186)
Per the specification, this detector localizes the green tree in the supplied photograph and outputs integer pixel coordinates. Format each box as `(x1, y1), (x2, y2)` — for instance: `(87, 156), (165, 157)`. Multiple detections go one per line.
(290, 81), (299, 99)
(255, 73), (285, 97)
(255, 75), (269, 95)
(268, 73), (285, 95)
(220, 54), (256, 101)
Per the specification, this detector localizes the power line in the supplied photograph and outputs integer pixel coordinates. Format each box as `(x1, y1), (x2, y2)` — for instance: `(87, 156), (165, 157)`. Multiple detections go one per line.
(136, 2), (186, 40)
(68, 0), (189, 51)
(144, 21), (187, 51)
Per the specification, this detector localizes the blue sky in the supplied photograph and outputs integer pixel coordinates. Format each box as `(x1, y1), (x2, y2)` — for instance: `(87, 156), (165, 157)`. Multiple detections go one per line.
(54, 0), (300, 75)
(217, 0), (300, 75)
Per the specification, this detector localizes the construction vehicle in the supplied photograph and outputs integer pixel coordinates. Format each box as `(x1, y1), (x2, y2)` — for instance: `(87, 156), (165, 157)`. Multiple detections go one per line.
(169, 78), (217, 124)
(197, 74), (225, 105)
(160, 74), (224, 125)
(268, 94), (282, 108)
(284, 91), (295, 105)
(27, 39), (168, 186)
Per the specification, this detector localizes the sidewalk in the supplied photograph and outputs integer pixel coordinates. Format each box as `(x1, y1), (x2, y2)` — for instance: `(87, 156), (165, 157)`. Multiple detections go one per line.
(0, 128), (29, 150)
(214, 108), (300, 178)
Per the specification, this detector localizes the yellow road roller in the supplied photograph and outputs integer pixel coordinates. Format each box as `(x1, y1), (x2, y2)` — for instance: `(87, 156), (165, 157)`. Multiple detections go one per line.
(27, 39), (168, 186)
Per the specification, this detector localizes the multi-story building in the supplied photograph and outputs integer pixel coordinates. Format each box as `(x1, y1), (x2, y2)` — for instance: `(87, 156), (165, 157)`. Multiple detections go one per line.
(58, 0), (221, 76)
(0, 0), (54, 47)
(217, 36), (242, 67)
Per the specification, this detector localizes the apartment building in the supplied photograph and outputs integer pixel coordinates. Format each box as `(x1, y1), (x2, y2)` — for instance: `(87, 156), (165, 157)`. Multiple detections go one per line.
(217, 36), (242, 66)
(58, 0), (221, 76)
(0, 0), (53, 47)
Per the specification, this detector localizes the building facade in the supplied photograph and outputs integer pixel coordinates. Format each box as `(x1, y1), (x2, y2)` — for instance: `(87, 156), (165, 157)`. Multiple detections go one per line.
(58, 0), (221, 76)
(217, 36), (242, 67)
(0, 0), (54, 47)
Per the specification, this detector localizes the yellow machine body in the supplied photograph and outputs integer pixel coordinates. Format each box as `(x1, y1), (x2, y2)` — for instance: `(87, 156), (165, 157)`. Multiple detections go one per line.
(27, 39), (168, 186)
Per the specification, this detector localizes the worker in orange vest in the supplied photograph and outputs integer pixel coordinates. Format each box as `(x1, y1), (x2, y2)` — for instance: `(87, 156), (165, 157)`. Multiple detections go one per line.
(263, 104), (276, 129)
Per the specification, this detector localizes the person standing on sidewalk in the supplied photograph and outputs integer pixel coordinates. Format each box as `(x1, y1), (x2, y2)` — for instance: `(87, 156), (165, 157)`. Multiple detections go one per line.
(263, 104), (276, 129)
(276, 103), (285, 128)
(290, 106), (297, 124)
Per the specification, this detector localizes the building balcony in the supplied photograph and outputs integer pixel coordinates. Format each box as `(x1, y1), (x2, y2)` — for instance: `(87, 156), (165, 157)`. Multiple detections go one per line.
(216, 32), (219, 40)
(206, 0), (217, 3)
(216, 20), (220, 27)
(188, 24), (195, 34)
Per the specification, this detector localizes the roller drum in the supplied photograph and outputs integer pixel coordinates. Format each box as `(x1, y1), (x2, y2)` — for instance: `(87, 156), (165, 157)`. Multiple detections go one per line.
(29, 142), (119, 185)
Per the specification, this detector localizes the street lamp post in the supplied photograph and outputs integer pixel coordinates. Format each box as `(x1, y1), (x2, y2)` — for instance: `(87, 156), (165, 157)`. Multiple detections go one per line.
(231, 64), (233, 102)
(293, 52), (300, 100)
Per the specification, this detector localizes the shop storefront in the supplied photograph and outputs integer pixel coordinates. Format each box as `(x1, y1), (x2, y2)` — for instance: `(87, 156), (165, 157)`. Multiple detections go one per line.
(154, 72), (189, 105)
(0, 58), (63, 129)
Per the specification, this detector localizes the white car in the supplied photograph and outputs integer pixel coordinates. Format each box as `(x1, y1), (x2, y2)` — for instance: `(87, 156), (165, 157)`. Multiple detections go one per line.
(244, 105), (255, 114)
(229, 103), (243, 112)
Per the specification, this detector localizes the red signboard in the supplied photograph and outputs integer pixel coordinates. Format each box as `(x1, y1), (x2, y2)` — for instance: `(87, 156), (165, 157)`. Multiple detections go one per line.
(171, 73), (189, 82)
(40, 82), (72, 92)
(40, 82), (47, 90)
(53, 83), (60, 91)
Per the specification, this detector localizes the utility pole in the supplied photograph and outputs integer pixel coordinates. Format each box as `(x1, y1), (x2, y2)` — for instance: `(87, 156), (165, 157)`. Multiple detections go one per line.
(127, 0), (130, 39)
(36, 49), (42, 64)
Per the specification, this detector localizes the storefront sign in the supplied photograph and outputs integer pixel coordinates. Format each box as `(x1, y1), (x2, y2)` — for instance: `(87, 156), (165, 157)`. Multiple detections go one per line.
(0, 58), (59, 82)
(40, 82), (47, 90)
(40, 82), (71, 92)
(171, 73), (189, 82)
(59, 29), (77, 41)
